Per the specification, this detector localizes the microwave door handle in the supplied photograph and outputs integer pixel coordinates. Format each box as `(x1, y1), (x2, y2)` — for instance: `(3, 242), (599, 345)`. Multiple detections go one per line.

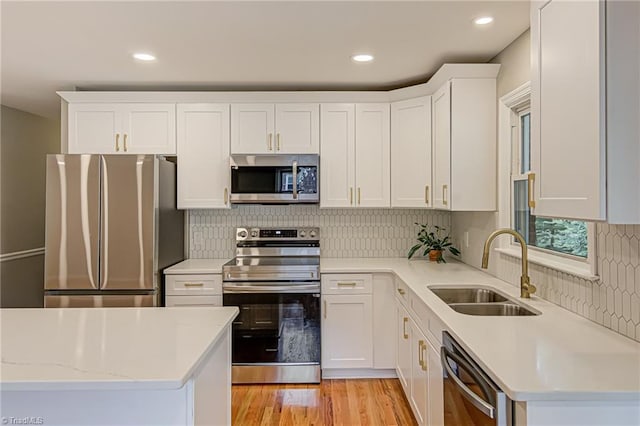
(292, 160), (298, 200)
(440, 346), (496, 419)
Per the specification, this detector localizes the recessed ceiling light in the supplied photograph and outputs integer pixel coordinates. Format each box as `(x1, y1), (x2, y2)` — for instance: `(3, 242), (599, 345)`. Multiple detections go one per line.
(352, 54), (374, 63)
(133, 53), (156, 61)
(474, 16), (494, 25)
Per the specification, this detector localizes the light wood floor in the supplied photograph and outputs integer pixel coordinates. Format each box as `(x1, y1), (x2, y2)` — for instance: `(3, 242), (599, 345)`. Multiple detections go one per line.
(232, 379), (417, 426)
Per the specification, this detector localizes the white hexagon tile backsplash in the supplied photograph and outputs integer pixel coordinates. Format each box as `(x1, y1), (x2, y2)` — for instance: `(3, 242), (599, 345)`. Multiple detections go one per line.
(497, 224), (640, 342)
(189, 205), (450, 259)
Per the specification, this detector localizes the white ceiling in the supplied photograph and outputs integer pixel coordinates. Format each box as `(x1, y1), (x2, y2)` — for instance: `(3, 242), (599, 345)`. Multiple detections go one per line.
(1, 1), (530, 118)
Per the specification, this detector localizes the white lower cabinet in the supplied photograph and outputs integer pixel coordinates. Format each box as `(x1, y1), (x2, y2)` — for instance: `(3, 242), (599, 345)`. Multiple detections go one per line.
(321, 293), (373, 369)
(321, 273), (395, 375)
(396, 284), (445, 426)
(164, 273), (223, 307)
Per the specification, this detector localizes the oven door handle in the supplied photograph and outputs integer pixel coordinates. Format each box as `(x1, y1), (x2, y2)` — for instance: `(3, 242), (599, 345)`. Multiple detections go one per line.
(223, 284), (320, 294)
(440, 346), (496, 419)
(292, 160), (298, 200)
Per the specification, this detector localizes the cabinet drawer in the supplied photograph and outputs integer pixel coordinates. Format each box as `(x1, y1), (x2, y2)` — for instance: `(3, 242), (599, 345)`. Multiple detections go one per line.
(394, 277), (409, 304)
(165, 295), (222, 307)
(322, 274), (373, 295)
(165, 274), (222, 296)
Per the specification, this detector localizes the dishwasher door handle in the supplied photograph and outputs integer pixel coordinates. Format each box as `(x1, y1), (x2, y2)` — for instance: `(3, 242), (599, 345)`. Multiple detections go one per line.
(441, 346), (496, 419)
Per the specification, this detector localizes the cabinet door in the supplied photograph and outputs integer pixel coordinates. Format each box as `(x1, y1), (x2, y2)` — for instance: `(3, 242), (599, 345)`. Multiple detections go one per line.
(320, 104), (356, 208)
(122, 104), (176, 154)
(322, 294), (373, 369)
(432, 82), (451, 210)
(373, 274), (396, 369)
(426, 339), (444, 426)
(531, 0), (605, 220)
(68, 103), (121, 154)
(391, 97), (432, 208)
(355, 103), (390, 207)
(396, 302), (412, 395)
(230, 104), (275, 154)
(275, 103), (319, 154)
(410, 324), (428, 426)
(177, 104), (230, 209)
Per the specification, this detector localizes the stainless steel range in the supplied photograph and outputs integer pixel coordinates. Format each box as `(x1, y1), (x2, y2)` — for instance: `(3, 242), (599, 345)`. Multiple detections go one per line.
(222, 227), (320, 384)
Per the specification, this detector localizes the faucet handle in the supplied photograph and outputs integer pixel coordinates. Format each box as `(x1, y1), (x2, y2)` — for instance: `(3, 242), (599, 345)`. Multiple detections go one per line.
(522, 282), (536, 298)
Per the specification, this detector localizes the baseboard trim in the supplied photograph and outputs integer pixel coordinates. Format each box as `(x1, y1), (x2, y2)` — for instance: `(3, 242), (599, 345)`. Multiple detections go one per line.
(321, 368), (397, 379)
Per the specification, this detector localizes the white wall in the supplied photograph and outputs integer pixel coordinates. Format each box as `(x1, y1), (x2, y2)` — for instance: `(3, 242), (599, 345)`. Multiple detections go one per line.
(451, 29), (640, 343)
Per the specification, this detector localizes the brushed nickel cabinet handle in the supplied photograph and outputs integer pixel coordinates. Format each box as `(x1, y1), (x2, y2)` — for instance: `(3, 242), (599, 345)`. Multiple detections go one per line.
(443, 184), (448, 206)
(397, 288), (406, 295)
(528, 173), (536, 208)
(183, 282), (204, 287)
(268, 133), (273, 151)
(277, 133), (281, 151)
(115, 133), (120, 152)
(403, 317), (408, 339)
(224, 188), (228, 204)
(123, 134), (128, 152)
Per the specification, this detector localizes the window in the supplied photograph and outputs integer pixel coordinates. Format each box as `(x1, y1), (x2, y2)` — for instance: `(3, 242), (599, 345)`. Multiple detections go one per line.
(498, 82), (596, 279)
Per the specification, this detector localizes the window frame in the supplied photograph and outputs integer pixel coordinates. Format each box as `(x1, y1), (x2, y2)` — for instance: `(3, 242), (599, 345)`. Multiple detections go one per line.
(497, 82), (598, 280)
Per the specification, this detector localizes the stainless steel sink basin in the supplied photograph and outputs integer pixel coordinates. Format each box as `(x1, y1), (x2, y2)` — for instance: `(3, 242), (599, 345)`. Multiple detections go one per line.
(429, 287), (509, 304)
(449, 303), (538, 316)
(428, 285), (541, 316)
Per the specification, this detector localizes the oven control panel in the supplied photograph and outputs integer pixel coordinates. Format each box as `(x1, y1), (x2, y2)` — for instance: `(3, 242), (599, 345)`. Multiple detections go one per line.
(236, 227), (319, 241)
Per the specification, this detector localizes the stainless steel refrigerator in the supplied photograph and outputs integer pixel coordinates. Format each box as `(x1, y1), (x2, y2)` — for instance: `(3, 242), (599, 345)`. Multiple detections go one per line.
(44, 154), (184, 307)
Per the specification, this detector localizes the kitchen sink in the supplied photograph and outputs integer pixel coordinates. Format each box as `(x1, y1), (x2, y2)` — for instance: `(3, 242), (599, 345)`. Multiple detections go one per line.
(428, 285), (540, 316)
(428, 287), (509, 304)
(448, 303), (538, 316)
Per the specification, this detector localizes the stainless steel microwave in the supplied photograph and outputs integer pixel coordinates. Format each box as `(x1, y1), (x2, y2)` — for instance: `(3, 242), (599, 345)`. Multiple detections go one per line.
(229, 154), (319, 204)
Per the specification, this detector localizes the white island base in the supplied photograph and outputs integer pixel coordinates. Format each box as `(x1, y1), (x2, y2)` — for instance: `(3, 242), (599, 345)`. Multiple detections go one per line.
(1, 307), (237, 426)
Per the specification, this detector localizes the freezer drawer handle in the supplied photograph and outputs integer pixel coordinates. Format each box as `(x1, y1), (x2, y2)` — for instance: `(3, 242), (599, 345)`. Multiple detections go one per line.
(441, 346), (495, 418)
(183, 282), (204, 287)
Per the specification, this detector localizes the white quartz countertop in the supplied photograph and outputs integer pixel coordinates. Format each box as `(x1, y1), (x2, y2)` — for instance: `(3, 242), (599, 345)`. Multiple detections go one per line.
(164, 258), (229, 275)
(0, 307), (238, 391)
(321, 257), (640, 401)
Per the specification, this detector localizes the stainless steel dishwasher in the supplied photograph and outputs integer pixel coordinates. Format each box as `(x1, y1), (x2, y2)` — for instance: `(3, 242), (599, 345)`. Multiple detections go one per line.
(441, 331), (513, 426)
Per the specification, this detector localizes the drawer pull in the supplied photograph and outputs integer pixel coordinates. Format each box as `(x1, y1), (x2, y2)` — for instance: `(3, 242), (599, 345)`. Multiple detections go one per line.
(183, 283), (204, 287)
(337, 282), (357, 287)
(397, 288), (406, 295)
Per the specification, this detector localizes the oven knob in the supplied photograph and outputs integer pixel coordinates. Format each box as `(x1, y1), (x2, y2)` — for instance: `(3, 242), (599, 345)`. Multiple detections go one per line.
(309, 230), (317, 238)
(299, 230), (306, 238)
(251, 230), (259, 238)
(238, 230), (248, 238)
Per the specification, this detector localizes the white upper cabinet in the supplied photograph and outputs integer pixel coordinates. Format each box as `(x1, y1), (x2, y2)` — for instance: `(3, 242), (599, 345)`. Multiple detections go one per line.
(431, 79), (497, 211)
(531, 0), (640, 223)
(392, 96), (432, 208)
(355, 103), (391, 208)
(432, 84), (451, 210)
(176, 104), (230, 209)
(275, 104), (320, 153)
(230, 103), (319, 154)
(320, 103), (390, 208)
(320, 104), (355, 208)
(68, 103), (176, 155)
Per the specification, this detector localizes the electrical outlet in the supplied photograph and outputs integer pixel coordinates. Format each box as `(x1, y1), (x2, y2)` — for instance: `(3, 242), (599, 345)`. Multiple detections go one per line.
(464, 232), (470, 248)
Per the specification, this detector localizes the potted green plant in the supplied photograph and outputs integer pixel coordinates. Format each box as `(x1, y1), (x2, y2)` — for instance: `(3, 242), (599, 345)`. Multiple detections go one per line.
(407, 223), (461, 263)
